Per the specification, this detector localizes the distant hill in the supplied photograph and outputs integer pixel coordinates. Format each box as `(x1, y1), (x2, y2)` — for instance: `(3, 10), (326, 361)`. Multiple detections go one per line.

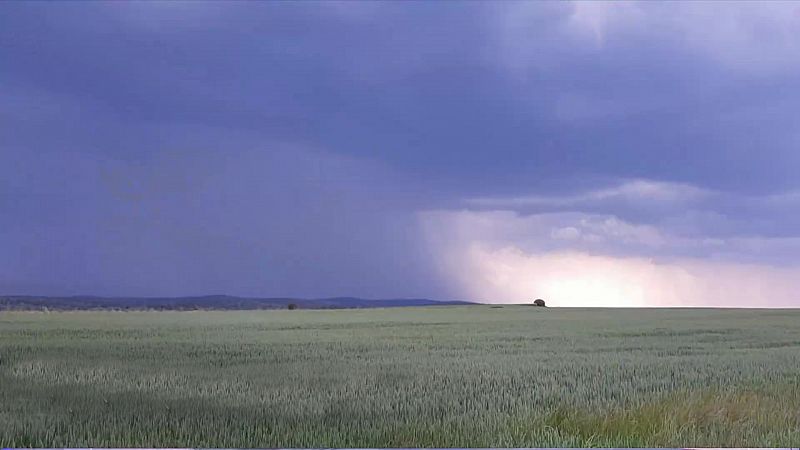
(0, 295), (474, 311)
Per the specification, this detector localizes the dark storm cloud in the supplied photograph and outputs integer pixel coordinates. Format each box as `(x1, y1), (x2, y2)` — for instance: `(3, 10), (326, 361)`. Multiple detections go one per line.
(3, 1), (800, 303)
(1, 133), (446, 297)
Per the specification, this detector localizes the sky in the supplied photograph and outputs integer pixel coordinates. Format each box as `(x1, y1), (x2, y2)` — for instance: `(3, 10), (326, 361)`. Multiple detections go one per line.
(3, 1), (800, 307)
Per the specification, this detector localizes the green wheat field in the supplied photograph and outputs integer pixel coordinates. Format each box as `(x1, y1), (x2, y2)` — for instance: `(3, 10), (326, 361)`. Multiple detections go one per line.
(1, 306), (799, 447)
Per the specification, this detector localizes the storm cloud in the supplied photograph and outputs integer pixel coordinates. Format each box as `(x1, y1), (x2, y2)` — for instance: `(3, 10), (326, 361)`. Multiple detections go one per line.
(3, 1), (800, 306)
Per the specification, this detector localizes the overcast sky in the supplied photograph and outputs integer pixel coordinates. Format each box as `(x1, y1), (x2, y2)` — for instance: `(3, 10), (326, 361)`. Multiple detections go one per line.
(3, 1), (800, 306)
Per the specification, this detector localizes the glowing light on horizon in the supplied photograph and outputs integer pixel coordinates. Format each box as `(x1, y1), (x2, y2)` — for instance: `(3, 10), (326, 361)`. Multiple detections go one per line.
(441, 245), (800, 307)
(425, 235), (800, 308)
(420, 209), (800, 308)
(457, 246), (669, 307)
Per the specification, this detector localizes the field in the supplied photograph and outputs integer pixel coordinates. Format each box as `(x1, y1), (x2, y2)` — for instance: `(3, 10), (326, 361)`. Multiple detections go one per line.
(1, 306), (799, 447)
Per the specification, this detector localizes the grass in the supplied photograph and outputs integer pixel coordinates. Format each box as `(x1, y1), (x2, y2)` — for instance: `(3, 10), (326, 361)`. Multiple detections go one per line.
(1, 306), (799, 447)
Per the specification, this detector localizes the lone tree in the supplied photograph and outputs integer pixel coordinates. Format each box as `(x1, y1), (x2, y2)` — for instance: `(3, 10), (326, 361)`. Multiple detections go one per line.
(533, 298), (546, 307)
(287, 303), (298, 310)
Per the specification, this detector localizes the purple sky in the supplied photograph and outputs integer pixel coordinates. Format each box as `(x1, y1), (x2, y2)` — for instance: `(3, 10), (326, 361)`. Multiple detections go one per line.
(3, 1), (800, 306)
